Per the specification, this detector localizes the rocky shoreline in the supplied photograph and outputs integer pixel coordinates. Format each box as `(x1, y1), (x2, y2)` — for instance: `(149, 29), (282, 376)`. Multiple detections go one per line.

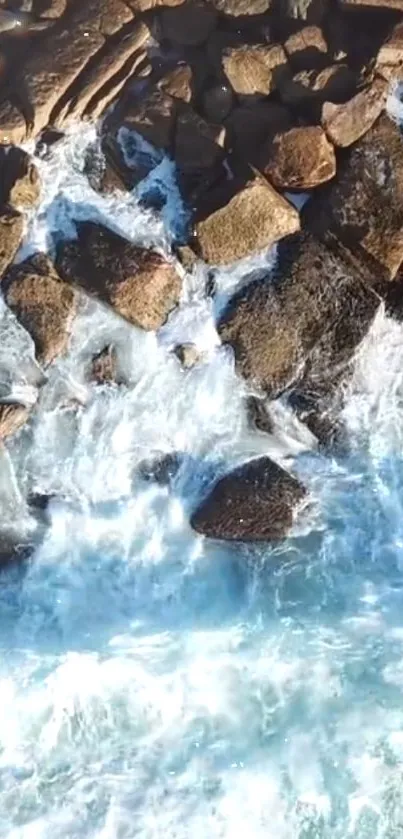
(0, 0), (403, 555)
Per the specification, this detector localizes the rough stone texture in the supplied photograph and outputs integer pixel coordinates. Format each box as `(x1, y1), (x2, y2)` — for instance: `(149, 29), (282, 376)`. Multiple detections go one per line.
(174, 104), (225, 173)
(191, 456), (306, 542)
(89, 345), (119, 385)
(0, 404), (31, 440)
(262, 125), (336, 190)
(127, 0), (186, 7)
(308, 114), (403, 284)
(322, 77), (388, 148)
(158, 64), (194, 103)
(340, 0), (403, 9)
(3, 254), (77, 366)
(208, 0), (271, 14)
(376, 21), (403, 79)
(280, 64), (357, 110)
(222, 44), (289, 97)
(218, 233), (380, 395)
(56, 222), (182, 331)
(246, 395), (273, 434)
(115, 88), (177, 153)
(225, 101), (292, 164)
(0, 209), (23, 279)
(160, 0), (217, 46)
(0, 146), (40, 208)
(195, 174), (300, 265)
(284, 25), (328, 70)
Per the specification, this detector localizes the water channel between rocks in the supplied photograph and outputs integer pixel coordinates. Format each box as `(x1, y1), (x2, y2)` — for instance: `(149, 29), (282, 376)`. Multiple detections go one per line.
(1, 96), (403, 837)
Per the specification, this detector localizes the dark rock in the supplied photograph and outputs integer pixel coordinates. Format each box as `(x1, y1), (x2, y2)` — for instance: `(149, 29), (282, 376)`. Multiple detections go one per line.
(0, 528), (34, 569)
(322, 77), (387, 148)
(280, 64), (357, 112)
(194, 172), (300, 265)
(279, 0), (329, 23)
(246, 395), (273, 434)
(262, 125), (336, 190)
(3, 253), (77, 366)
(160, 0), (217, 46)
(56, 222), (182, 331)
(137, 452), (182, 485)
(284, 25), (328, 71)
(307, 114), (403, 285)
(218, 233), (380, 395)
(202, 81), (234, 123)
(174, 103), (226, 175)
(190, 456), (306, 542)
(0, 403), (31, 439)
(89, 345), (120, 385)
(222, 43), (289, 97)
(0, 146), (40, 208)
(0, 209), (23, 279)
(376, 20), (403, 79)
(225, 101), (292, 165)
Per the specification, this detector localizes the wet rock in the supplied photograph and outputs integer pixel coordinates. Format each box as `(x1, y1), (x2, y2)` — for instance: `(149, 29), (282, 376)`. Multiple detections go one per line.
(202, 81), (234, 123)
(218, 233), (380, 395)
(281, 0), (328, 22)
(127, 0), (186, 8)
(190, 456), (306, 542)
(174, 343), (202, 367)
(0, 403), (31, 439)
(284, 25), (328, 71)
(225, 101), (292, 165)
(322, 77), (388, 148)
(194, 173), (300, 265)
(262, 125), (336, 190)
(56, 222), (182, 331)
(137, 451), (182, 485)
(3, 253), (77, 366)
(174, 104), (226, 175)
(280, 64), (357, 112)
(339, 0), (403, 9)
(89, 345), (120, 385)
(376, 20), (403, 79)
(208, 0), (272, 14)
(246, 395), (273, 434)
(307, 114), (403, 284)
(160, 0), (217, 46)
(158, 64), (194, 103)
(175, 244), (199, 271)
(0, 527), (34, 568)
(0, 209), (23, 278)
(222, 43), (289, 97)
(0, 146), (40, 208)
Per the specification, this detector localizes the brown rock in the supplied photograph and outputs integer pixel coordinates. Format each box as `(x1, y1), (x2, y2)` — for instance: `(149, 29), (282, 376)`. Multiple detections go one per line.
(322, 77), (388, 148)
(284, 25), (328, 71)
(246, 395), (273, 434)
(158, 64), (194, 103)
(225, 101), (292, 164)
(218, 233), (380, 395)
(0, 404), (31, 440)
(195, 174), (300, 265)
(176, 244), (199, 271)
(0, 146), (40, 208)
(160, 0), (217, 46)
(208, 0), (271, 14)
(376, 21), (403, 79)
(3, 254), (77, 366)
(0, 209), (23, 279)
(340, 0), (403, 9)
(262, 126), (336, 191)
(89, 345), (119, 385)
(222, 43), (289, 97)
(35, 0), (67, 18)
(127, 0), (185, 7)
(56, 223), (182, 331)
(307, 114), (403, 284)
(190, 456), (306, 542)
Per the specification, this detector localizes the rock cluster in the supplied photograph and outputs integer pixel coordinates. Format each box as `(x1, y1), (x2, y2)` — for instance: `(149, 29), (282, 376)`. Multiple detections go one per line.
(0, 0), (403, 556)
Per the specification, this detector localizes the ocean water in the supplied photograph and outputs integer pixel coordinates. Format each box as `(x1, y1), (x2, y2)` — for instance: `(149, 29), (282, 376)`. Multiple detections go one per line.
(0, 107), (403, 838)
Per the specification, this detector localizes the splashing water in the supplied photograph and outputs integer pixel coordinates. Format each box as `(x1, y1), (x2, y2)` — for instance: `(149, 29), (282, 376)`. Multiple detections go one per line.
(0, 120), (403, 839)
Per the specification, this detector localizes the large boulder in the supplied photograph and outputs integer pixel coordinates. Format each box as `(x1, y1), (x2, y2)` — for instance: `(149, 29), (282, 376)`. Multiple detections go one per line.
(376, 20), (403, 79)
(221, 43), (289, 97)
(0, 147), (40, 209)
(218, 233), (380, 395)
(3, 254), (78, 366)
(56, 223), (182, 331)
(321, 77), (387, 148)
(307, 114), (403, 285)
(225, 101), (292, 165)
(194, 173), (300, 265)
(262, 125), (336, 190)
(190, 456), (306, 542)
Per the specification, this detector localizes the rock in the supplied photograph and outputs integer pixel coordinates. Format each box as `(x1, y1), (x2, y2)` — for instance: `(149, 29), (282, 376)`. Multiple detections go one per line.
(174, 343), (202, 367)
(280, 64), (357, 111)
(190, 456), (306, 542)
(322, 77), (388, 148)
(262, 125), (336, 190)
(0, 527), (34, 568)
(194, 173), (300, 265)
(222, 43), (289, 97)
(174, 104), (225, 174)
(3, 253), (77, 366)
(208, 0), (271, 14)
(137, 452), (182, 484)
(160, 0), (217, 46)
(0, 209), (23, 278)
(339, 0), (403, 9)
(35, 0), (67, 18)
(56, 21), (151, 125)
(158, 64), (194, 103)
(284, 25), (328, 71)
(0, 403), (31, 439)
(246, 395), (273, 434)
(225, 101), (292, 165)
(202, 81), (234, 123)
(127, 0), (186, 8)
(56, 222), (182, 331)
(0, 146), (40, 208)
(176, 244), (199, 271)
(281, 0), (328, 22)
(376, 21), (403, 79)
(307, 114), (403, 284)
(218, 233), (380, 395)
(89, 345), (120, 385)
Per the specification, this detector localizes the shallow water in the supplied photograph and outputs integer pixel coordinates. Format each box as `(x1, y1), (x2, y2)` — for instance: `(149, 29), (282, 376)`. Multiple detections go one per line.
(0, 121), (403, 838)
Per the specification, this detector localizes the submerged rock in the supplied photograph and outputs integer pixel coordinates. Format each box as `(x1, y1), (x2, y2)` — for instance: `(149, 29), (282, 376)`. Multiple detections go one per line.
(0, 528), (34, 569)
(246, 395), (273, 435)
(89, 345), (120, 386)
(173, 343), (202, 368)
(137, 452), (182, 485)
(56, 222), (182, 331)
(3, 254), (77, 366)
(191, 456), (306, 542)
